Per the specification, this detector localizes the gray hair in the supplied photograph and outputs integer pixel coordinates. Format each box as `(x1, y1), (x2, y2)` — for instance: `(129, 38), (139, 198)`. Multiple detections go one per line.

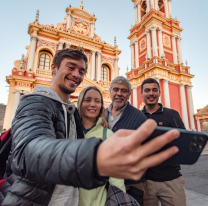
(110, 76), (132, 94)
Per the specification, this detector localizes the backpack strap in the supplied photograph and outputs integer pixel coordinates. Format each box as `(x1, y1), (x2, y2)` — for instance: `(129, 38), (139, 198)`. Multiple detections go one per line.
(102, 127), (108, 141)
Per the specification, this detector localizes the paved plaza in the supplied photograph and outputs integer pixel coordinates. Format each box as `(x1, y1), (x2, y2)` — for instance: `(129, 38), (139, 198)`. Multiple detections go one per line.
(182, 150), (208, 205)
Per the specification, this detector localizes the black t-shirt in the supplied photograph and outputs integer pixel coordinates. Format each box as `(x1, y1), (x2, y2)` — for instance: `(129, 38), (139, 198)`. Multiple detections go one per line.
(142, 103), (185, 182)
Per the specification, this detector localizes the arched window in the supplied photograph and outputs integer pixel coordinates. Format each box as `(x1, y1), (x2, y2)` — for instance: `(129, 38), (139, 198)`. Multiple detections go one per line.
(101, 65), (108, 81)
(39, 53), (51, 70)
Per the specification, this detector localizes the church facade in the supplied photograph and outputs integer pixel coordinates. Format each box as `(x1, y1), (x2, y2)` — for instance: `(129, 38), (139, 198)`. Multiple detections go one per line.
(126, 0), (198, 131)
(3, 2), (121, 130)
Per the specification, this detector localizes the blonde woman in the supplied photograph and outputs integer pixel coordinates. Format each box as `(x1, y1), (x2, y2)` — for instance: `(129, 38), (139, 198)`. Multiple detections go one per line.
(77, 86), (126, 206)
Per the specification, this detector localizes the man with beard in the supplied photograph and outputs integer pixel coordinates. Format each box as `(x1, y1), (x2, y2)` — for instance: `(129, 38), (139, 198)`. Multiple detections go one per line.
(141, 78), (186, 206)
(0, 50), (181, 206)
(106, 76), (148, 206)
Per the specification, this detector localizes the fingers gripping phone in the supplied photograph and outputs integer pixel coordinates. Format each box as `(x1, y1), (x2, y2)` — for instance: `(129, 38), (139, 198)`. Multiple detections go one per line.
(143, 127), (208, 165)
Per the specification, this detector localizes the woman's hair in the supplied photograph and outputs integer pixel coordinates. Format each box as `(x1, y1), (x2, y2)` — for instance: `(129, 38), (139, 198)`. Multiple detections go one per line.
(77, 86), (108, 127)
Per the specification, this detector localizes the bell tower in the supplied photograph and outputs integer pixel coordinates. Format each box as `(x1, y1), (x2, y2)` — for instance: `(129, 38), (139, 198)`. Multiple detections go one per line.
(126, 0), (196, 130)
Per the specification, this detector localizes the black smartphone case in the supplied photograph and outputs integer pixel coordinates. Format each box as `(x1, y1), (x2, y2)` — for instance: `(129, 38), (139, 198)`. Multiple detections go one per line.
(143, 126), (208, 165)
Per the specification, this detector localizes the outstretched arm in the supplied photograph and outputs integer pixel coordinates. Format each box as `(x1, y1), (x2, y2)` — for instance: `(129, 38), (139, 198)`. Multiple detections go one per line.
(97, 119), (179, 180)
(10, 95), (107, 189)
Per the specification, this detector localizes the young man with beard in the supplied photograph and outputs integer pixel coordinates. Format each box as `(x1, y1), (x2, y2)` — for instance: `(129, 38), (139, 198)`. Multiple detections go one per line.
(0, 50), (181, 206)
(141, 78), (186, 206)
(106, 76), (148, 206)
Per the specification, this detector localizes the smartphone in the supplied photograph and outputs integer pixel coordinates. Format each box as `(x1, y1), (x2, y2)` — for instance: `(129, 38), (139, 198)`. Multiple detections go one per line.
(142, 126), (208, 165)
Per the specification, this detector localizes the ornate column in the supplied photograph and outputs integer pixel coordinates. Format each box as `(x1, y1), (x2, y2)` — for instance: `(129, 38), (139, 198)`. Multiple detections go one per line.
(66, 13), (72, 30)
(114, 57), (119, 77)
(96, 51), (102, 81)
(27, 35), (38, 71)
(177, 37), (183, 64)
(163, 79), (171, 108)
(150, 0), (154, 9)
(155, 0), (158, 10)
(132, 87), (138, 108)
(90, 22), (95, 37)
(168, 0), (172, 18)
(65, 43), (71, 49)
(146, 0), (150, 13)
(155, 77), (161, 103)
(135, 5), (138, 24)
(150, 27), (158, 57)
(58, 41), (64, 50)
(10, 90), (21, 127)
(172, 35), (177, 64)
(180, 84), (189, 129)
(187, 86), (196, 130)
(146, 30), (152, 59)
(90, 50), (96, 80)
(137, 3), (141, 23)
(130, 43), (135, 69)
(135, 40), (139, 68)
(197, 119), (201, 132)
(164, 0), (169, 18)
(158, 29), (165, 58)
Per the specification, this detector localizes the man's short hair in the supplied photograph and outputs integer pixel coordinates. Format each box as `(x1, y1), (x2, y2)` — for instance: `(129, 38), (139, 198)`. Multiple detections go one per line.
(110, 76), (132, 95)
(53, 48), (88, 70)
(141, 78), (160, 92)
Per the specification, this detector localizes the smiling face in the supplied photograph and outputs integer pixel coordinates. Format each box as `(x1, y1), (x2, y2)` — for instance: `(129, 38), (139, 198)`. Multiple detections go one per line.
(110, 83), (130, 109)
(81, 89), (102, 122)
(51, 58), (86, 101)
(141, 83), (160, 106)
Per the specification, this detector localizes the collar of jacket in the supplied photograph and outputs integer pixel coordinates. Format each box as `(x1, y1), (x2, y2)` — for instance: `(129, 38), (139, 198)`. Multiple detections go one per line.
(106, 102), (131, 123)
(142, 103), (164, 114)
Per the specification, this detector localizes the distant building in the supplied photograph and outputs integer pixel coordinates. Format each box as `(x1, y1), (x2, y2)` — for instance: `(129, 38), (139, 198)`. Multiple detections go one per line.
(194, 105), (208, 134)
(126, 0), (196, 131)
(3, 1), (121, 130)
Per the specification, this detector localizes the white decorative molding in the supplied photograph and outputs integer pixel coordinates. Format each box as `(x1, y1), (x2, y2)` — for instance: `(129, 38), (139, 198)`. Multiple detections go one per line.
(101, 56), (115, 66)
(145, 21), (162, 31)
(62, 37), (100, 50)
(37, 39), (58, 52)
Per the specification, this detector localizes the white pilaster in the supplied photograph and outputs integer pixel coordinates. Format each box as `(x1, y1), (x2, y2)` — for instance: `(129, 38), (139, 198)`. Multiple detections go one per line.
(10, 90), (21, 127)
(151, 27), (158, 57)
(135, 41), (139, 68)
(164, 0), (169, 18)
(90, 50), (96, 80)
(66, 13), (72, 30)
(135, 5), (138, 24)
(58, 41), (64, 50)
(172, 35), (177, 64)
(146, 0), (150, 13)
(180, 84), (189, 129)
(168, 0), (172, 18)
(177, 37), (183, 64)
(114, 57), (119, 77)
(90, 22), (95, 37)
(150, 0), (154, 9)
(154, 77), (161, 103)
(146, 30), (152, 59)
(137, 3), (141, 23)
(155, 0), (158, 10)
(197, 119), (201, 132)
(158, 29), (165, 58)
(163, 79), (171, 108)
(96, 51), (102, 81)
(27, 35), (38, 71)
(133, 87), (138, 108)
(65, 43), (71, 49)
(187, 86), (196, 130)
(130, 43), (135, 69)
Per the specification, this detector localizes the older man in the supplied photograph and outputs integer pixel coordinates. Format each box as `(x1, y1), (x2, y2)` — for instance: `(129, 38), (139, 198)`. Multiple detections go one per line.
(106, 76), (148, 205)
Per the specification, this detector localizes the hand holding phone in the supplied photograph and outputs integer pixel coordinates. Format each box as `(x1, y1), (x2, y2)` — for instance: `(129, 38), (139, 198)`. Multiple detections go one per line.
(142, 126), (208, 165)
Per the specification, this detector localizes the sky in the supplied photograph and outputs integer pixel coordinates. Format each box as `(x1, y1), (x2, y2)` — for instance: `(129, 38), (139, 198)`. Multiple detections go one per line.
(0, 0), (207, 112)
